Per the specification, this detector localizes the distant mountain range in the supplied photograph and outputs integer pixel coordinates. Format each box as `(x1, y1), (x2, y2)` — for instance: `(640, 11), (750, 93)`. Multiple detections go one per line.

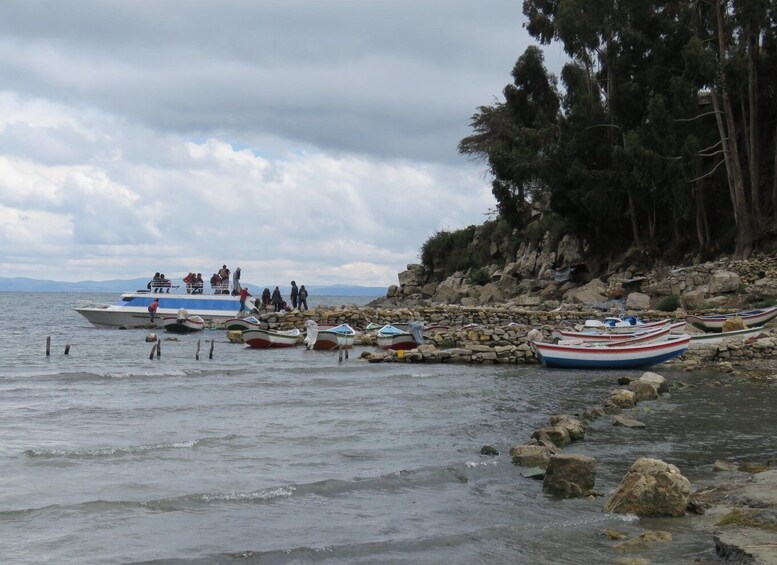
(0, 277), (387, 296)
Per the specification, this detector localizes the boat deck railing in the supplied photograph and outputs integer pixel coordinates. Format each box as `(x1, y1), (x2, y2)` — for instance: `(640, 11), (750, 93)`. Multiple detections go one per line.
(210, 282), (231, 295)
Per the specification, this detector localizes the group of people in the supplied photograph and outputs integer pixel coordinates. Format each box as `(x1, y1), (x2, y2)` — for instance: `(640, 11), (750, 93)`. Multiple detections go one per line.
(259, 281), (309, 312)
(149, 272), (171, 292)
(209, 265), (232, 294)
(182, 273), (205, 293)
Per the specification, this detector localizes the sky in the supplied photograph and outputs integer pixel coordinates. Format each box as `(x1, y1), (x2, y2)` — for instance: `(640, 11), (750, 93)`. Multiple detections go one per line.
(0, 0), (563, 287)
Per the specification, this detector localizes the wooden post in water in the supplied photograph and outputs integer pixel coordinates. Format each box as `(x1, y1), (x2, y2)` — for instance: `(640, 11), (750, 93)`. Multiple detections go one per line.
(46, 336), (51, 356)
(338, 342), (343, 363)
(209, 339), (214, 359)
(196, 339), (201, 360)
(156, 338), (161, 359)
(64, 344), (70, 355)
(149, 343), (157, 360)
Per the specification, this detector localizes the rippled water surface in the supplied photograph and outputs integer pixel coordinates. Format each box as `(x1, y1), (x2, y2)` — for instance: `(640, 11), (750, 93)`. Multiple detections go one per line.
(1, 292), (775, 563)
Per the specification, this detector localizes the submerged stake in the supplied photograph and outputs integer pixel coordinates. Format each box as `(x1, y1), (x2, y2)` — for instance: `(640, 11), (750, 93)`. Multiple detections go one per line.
(156, 338), (161, 359)
(196, 339), (201, 361)
(209, 339), (214, 359)
(149, 343), (157, 360)
(64, 344), (70, 355)
(46, 336), (51, 357)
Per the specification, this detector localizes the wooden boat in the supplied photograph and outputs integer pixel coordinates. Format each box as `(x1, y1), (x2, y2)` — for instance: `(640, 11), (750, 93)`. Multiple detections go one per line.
(376, 324), (418, 350)
(306, 322), (356, 350)
(579, 317), (672, 334)
(557, 325), (674, 347)
(553, 321), (686, 343)
(530, 334), (690, 369)
(686, 305), (777, 332)
(162, 314), (205, 333)
(689, 326), (765, 349)
(224, 316), (262, 331)
(243, 328), (301, 349)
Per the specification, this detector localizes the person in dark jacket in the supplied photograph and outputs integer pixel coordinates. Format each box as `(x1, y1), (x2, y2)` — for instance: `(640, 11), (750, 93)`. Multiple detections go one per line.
(298, 284), (308, 311)
(261, 288), (271, 310)
(290, 281), (299, 309)
(270, 286), (283, 312)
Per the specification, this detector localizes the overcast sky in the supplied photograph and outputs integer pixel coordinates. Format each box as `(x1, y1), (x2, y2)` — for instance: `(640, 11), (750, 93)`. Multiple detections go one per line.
(0, 0), (562, 287)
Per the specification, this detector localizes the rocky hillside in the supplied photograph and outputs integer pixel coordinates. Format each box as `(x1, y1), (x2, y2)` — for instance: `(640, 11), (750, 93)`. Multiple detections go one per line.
(375, 232), (777, 312)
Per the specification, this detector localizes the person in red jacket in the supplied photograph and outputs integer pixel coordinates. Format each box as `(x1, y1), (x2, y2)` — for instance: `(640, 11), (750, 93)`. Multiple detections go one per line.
(238, 287), (252, 313)
(148, 298), (159, 322)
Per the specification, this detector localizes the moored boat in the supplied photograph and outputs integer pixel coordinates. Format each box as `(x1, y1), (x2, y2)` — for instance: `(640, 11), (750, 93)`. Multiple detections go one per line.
(689, 326), (765, 348)
(224, 316), (262, 331)
(686, 305), (777, 332)
(305, 321), (356, 350)
(76, 290), (257, 328)
(553, 321), (685, 343)
(375, 322), (431, 350)
(162, 314), (205, 333)
(243, 328), (301, 349)
(578, 317), (672, 333)
(530, 334), (690, 369)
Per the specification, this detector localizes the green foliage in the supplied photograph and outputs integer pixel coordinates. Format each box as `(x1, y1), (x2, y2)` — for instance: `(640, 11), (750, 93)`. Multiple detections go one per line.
(467, 268), (491, 286)
(754, 297), (777, 308)
(462, 1), (777, 264)
(420, 227), (476, 280)
(654, 294), (680, 312)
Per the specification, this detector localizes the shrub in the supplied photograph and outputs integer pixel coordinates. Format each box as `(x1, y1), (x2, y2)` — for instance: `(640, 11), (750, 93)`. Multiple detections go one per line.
(467, 267), (491, 286)
(654, 294), (680, 312)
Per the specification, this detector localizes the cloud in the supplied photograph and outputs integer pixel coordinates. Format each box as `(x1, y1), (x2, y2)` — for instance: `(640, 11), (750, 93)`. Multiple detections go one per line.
(0, 1), (558, 286)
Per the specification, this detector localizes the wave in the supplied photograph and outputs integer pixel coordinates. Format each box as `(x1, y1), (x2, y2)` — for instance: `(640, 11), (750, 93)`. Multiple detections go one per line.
(0, 460), (502, 520)
(23, 434), (241, 459)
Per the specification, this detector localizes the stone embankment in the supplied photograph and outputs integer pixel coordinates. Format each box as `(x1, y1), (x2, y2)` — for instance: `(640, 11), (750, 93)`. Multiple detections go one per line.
(243, 303), (776, 369)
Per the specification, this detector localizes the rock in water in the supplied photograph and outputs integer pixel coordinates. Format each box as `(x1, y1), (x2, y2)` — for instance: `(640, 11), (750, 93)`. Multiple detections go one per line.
(603, 458), (691, 517)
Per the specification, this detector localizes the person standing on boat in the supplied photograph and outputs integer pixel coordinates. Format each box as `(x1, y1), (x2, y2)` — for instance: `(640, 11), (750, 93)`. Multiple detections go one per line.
(271, 286), (283, 312)
(290, 281), (299, 309)
(238, 286), (251, 313)
(298, 285), (308, 311)
(148, 298), (159, 323)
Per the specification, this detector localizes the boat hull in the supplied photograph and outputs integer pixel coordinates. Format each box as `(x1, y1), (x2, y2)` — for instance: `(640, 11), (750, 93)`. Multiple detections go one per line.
(243, 329), (300, 349)
(75, 292), (256, 328)
(686, 306), (777, 331)
(376, 333), (417, 350)
(312, 332), (355, 350)
(531, 336), (690, 369)
(689, 326), (764, 348)
(162, 316), (204, 333)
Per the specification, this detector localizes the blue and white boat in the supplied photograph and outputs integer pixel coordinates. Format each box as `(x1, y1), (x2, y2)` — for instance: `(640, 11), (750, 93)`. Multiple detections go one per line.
(530, 334), (690, 369)
(75, 291), (257, 328)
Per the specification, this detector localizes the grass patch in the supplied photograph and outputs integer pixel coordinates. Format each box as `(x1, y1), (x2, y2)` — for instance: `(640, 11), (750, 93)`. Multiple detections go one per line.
(738, 462), (771, 474)
(717, 508), (777, 531)
(654, 294), (680, 312)
(753, 297), (777, 308)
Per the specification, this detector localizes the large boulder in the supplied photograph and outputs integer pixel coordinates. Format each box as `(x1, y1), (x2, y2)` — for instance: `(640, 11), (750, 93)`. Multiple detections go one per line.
(709, 270), (741, 294)
(625, 292), (650, 311)
(603, 458), (691, 517)
(556, 234), (585, 266)
(531, 426), (571, 448)
(565, 278), (608, 306)
(479, 282), (504, 305)
(639, 371), (669, 394)
(628, 380), (658, 401)
(549, 415), (586, 441)
(397, 264), (426, 287)
(542, 454), (597, 497)
(610, 389), (638, 409)
(681, 289), (706, 311)
(509, 443), (561, 468)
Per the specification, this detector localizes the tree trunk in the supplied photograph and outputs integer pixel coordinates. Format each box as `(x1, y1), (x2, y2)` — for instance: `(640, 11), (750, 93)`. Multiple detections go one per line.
(628, 191), (640, 244)
(712, 0), (753, 259)
(747, 29), (761, 228)
(773, 123), (777, 225)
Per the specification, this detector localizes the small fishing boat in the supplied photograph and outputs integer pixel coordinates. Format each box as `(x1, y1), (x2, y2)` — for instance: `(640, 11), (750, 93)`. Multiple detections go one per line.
(553, 321), (686, 343)
(375, 322), (431, 350)
(689, 326), (765, 348)
(686, 305), (777, 332)
(162, 313), (205, 333)
(243, 328), (301, 349)
(305, 321), (356, 350)
(530, 334), (690, 369)
(578, 317), (672, 334)
(224, 316), (262, 331)
(556, 325), (674, 347)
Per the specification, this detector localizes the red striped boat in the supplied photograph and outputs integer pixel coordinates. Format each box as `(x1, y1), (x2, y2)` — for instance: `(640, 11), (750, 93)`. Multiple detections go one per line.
(530, 335), (690, 369)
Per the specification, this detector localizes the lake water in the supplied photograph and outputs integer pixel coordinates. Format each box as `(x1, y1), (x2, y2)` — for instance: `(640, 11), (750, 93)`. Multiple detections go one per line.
(1, 292), (775, 564)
